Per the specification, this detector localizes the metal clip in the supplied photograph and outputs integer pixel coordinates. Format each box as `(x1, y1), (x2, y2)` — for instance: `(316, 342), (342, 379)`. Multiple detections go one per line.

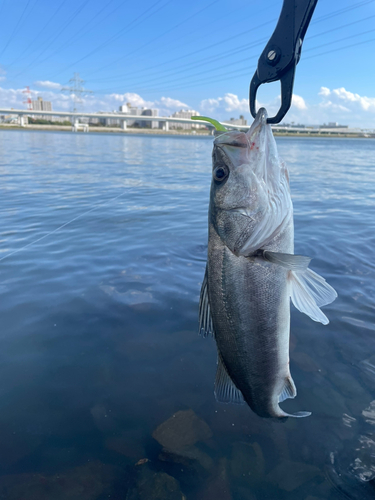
(249, 0), (318, 124)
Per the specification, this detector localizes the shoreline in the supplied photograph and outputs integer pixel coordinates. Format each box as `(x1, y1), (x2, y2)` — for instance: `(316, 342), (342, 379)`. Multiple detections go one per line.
(0, 123), (373, 138)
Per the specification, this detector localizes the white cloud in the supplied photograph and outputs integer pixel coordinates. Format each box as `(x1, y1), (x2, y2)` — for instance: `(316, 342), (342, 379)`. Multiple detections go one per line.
(200, 88), (375, 127)
(200, 93), (248, 114)
(108, 92), (153, 108)
(0, 88), (189, 118)
(34, 80), (61, 90)
(331, 87), (375, 112)
(319, 87), (330, 97)
(157, 96), (188, 109)
(0, 85), (374, 128)
(291, 94), (307, 110)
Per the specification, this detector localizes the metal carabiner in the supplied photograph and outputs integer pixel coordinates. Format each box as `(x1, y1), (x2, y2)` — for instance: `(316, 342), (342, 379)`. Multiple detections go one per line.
(249, 0), (318, 124)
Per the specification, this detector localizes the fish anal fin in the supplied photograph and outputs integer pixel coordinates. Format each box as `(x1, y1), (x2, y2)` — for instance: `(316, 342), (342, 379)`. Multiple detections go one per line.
(278, 375), (297, 403)
(215, 355), (244, 405)
(199, 267), (215, 337)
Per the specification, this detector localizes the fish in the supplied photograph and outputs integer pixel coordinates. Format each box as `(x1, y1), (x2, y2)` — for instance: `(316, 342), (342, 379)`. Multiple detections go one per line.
(198, 108), (337, 419)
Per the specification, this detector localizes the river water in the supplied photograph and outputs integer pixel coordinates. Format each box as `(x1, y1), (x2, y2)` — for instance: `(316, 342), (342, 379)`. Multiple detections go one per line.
(0, 129), (374, 499)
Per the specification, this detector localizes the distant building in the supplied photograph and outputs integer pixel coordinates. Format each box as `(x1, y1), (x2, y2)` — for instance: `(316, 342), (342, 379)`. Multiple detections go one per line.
(223, 115), (247, 127)
(118, 103), (141, 126)
(169, 109), (203, 130)
(140, 108), (158, 129)
(117, 103), (159, 128)
(31, 96), (52, 112)
(320, 122), (348, 129)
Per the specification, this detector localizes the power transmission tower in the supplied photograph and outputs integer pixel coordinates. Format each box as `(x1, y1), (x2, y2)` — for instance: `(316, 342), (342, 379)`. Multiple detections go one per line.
(22, 86), (32, 110)
(61, 73), (92, 112)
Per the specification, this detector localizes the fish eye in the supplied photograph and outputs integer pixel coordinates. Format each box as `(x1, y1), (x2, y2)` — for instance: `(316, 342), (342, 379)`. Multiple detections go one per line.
(213, 165), (229, 182)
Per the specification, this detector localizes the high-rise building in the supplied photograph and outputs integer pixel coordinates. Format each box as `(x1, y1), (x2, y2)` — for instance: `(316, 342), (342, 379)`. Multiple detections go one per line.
(223, 115), (247, 127)
(31, 96), (52, 112)
(119, 103), (142, 126)
(140, 108), (158, 128)
(169, 109), (203, 130)
(118, 103), (159, 128)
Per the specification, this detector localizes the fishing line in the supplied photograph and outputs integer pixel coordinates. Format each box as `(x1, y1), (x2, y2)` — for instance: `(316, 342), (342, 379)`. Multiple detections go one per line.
(0, 190), (127, 263)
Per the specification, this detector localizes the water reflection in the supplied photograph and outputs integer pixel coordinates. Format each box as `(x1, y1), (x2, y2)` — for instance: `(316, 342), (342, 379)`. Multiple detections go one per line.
(0, 131), (374, 499)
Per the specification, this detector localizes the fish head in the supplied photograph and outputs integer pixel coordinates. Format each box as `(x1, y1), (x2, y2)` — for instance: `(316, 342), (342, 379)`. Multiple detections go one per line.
(209, 108), (292, 255)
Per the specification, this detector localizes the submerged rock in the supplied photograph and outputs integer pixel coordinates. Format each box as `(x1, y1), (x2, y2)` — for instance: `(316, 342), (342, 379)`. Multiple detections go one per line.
(230, 441), (265, 483)
(0, 461), (117, 500)
(196, 458), (233, 500)
(267, 460), (323, 492)
(126, 463), (184, 500)
(152, 409), (212, 450)
(105, 428), (146, 460)
(159, 444), (214, 474)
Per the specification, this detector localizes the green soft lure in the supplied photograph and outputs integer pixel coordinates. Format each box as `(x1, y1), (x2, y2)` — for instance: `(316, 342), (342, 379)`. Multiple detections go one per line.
(191, 115), (227, 132)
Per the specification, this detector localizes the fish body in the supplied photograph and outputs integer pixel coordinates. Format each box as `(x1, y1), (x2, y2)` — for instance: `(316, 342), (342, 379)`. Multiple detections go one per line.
(199, 108), (337, 419)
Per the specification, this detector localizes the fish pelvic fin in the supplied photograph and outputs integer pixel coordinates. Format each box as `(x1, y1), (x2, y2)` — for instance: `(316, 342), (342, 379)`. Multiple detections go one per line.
(199, 267), (215, 337)
(257, 250), (337, 325)
(215, 354), (244, 405)
(278, 375), (297, 403)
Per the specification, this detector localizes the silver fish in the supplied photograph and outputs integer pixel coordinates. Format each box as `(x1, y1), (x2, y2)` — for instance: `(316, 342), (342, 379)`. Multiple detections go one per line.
(199, 108), (337, 419)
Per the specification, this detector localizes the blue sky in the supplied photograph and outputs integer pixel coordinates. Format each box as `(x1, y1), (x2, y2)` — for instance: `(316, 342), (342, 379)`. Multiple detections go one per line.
(0, 0), (375, 127)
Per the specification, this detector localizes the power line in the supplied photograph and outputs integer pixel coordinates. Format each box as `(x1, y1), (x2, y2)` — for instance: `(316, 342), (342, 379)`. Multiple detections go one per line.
(49, 0), (172, 79)
(87, 12), (375, 90)
(91, 29), (375, 96)
(88, 20), (276, 84)
(84, 0), (375, 82)
(88, 25), (375, 96)
(0, 0), (33, 58)
(304, 35), (375, 61)
(11, 0), (91, 80)
(307, 13), (375, 40)
(84, 0), (222, 78)
(313, 0), (375, 23)
(92, 0), (279, 80)
(305, 27), (375, 52)
(5, 0), (69, 68)
(8, 0), (129, 73)
(93, 38), (267, 91)
(85, 0), (375, 92)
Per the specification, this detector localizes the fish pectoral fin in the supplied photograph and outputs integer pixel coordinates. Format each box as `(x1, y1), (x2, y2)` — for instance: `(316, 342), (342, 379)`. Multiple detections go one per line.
(278, 375), (297, 403)
(215, 355), (244, 405)
(262, 250), (311, 271)
(199, 267), (215, 337)
(289, 268), (338, 325)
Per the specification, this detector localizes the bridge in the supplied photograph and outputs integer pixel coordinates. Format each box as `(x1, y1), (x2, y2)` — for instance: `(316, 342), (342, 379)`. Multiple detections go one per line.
(0, 108), (244, 132)
(0, 108), (371, 137)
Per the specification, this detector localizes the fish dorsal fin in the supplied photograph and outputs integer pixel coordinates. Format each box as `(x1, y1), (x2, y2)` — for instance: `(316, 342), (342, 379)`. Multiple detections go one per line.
(278, 375), (297, 403)
(215, 355), (244, 405)
(199, 267), (215, 337)
(289, 268), (337, 325)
